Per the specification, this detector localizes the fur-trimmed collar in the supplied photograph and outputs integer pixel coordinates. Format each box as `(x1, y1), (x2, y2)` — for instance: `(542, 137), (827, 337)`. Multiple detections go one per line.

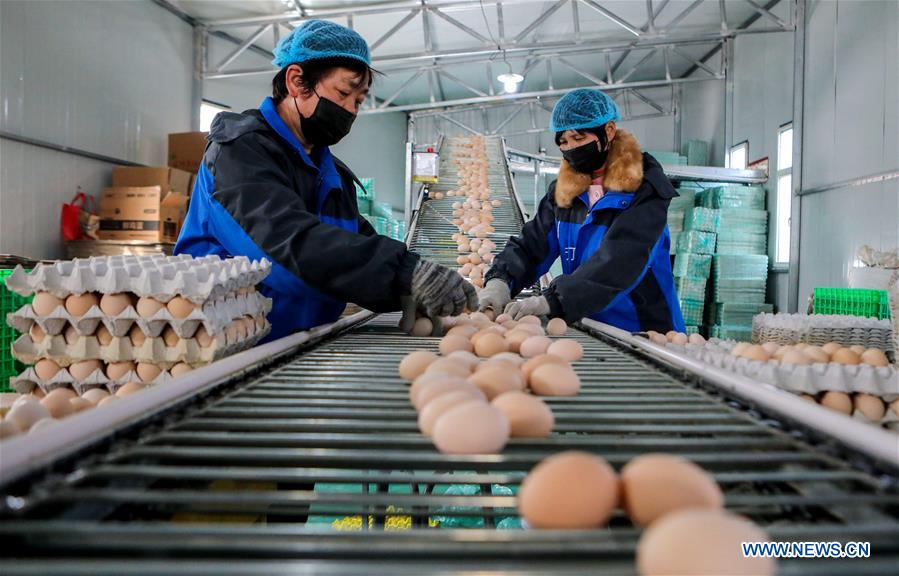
(554, 129), (644, 208)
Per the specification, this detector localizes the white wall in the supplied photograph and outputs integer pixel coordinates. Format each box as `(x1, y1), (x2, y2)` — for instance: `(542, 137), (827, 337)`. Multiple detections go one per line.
(681, 80), (725, 167)
(0, 0), (194, 259)
(797, 0), (898, 303)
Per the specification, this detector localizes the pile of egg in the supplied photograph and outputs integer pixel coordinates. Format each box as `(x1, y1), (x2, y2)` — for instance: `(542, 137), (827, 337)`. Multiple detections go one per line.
(517, 451), (774, 575)
(399, 311), (584, 454)
(0, 382), (147, 440)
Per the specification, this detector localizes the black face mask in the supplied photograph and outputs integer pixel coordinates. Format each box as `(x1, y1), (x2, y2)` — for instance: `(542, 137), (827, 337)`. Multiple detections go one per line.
(295, 91), (356, 147)
(562, 139), (609, 174)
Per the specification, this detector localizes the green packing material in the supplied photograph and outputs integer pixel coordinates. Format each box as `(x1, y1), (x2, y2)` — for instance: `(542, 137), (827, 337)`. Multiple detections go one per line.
(698, 185), (766, 209)
(676, 230), (717, 254)
(686, 207), (719, 233)
(681, 139), (709, 166)
(685, 325), (701, 336)
(710, 325), (753, 341)
(675, 276), (708, 301)
(712, 254), (769, 279)
(356, 198), (372, 216)
(372, 201), (393, 220)
(716, 231), (767, 255)
(670, 187), (695, 210)
(717, 208), (768, 233)
(430, 483), (517, 528)
(709, 302), (773, 325)
(355, 177), (375, 199)
(679, 298), (705, 326)
(674, 252), (713, 278)
(669, 231), (680, 255)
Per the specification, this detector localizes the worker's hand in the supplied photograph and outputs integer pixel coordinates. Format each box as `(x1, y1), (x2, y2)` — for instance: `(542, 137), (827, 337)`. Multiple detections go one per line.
(478, 279), (512, 313)
(504, 295), (550, 320)
(400, 260), (478, 332)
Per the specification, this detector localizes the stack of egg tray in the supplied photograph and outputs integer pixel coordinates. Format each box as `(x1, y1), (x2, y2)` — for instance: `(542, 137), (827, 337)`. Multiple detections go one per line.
(710, 324), (753, 342)
(675, 276), (708, 301)
(696, 185), (766, 209)
(716, 230), (768, 255)
(675, 230), (717, 255)
(709, 302), (774, 327)
(681, 139), (709, 166)
(1, 268), (32, 392)
(667, 187), (695, 255)
(751, 312), (895, 357)
(716, 208), (768, 234)
(686, 207), (719, 233)
(5, 255), (272, 395)
(684, 325), (701, 335)
(679, 298), (705, 326)
(673, 252), (713, 279)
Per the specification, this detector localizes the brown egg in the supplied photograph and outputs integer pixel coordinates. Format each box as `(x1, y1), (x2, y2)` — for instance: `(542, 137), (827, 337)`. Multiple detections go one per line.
(853, 394), (886, 421)
(408, 317), (432, 337)
(491, 391), (554, 437)
(621, 453), (724, 527)
(760, 342), (779, 356)
(161, 326), (181, 347)
(69, 360), (103, 381)
(104, 361), (135, 381)
(890, 398), (899, 417)
(418, 390), (486, 436)
(438, 335), (471, 356)
(518, 451), (618, 529)
(0, 419), (21, 438)
(730, 342), (750, 357)
(860, 348), (889, 367)
(455, 255), (468, 265)
(740, 344), (770, 362)
(28, 323), (46, 343)
(849, 344), (866, 355)
(254, 315), (266, 331)
(232, 319), (248, 341)
(546, 318), (568, 336)
(650, 333), (668, 345)
(490, 352), (526, 367)
(670, 332), (689, 345)
(65, 292), (99, 317)
(513, 323), (546, 336)
(780, 348), (812, 365)
(446, 350), (480, 371)
(69, 397), (94, 413)
(474, 333), (509, 358)
(665, 330), (680, 342)
(471, 326), (506, 344)
(799, 393), (817, 402)
(81, 388), (111, 404)
(28, 417), (57, 435)
(97, 395), (119, 407)
(468, 363), (526, 400)
(530, 363), (581, 396)
(519, 336), (552, 358)
(424, 357), (472, 379)
(820, 391), (852, 414)
(689, 333), (707, 345)
(5, 400), (51, 431)
(136, 297), (165, 318)
(794, 342), (809, 350)
(136, 363), (163, 382)
(400, 351), (439, 382)
(519, 315), (541, 326)
(831, 348), (861, 365)
(40, 388), (77, 418)
(410, 373), (468, 407)
(63, 323), (80, 344)
(129, 324), (147, 347)
(170, 363), (193, 377)
(95, 324), (114, 346)
(547, 339), (583, 362)
(431, 401), (510, 454)
(504, 330), (532, 353)
(447, 324), (479, 339)
(193, 324), (214, 348)
(32, 292), (63, 315)
(803, 346), (830, 364)
(821, 341), (842, 355)
(415, 377), (484, 411)
(99, 293), (134, 316)
(521, 353), (569, 384)
(637, 509), (775, 576)
(495, 313), (513, 324)
(34, 359), (62, 381)
(31, 387), (46, 399)
(116, 382), (146, 397)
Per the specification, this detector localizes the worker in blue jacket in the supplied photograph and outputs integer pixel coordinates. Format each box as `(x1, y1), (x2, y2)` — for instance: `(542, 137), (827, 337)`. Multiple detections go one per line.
(176, 20), (476, 342)
(479, 88), (685, 333)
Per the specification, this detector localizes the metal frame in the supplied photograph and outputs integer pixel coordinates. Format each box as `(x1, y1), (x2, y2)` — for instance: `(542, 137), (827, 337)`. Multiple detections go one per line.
(788, 0), (805, 313)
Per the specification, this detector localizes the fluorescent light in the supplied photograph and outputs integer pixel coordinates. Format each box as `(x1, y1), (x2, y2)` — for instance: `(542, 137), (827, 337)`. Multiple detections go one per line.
(497, 72), (523, 94)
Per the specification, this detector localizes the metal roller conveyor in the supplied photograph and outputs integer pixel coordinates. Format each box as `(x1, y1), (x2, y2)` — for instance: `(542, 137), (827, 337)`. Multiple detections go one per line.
(1, 136), (898, 575)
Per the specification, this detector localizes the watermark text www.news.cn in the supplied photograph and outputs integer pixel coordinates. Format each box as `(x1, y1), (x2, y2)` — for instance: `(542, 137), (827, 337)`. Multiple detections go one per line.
(742, 541), (871, 559)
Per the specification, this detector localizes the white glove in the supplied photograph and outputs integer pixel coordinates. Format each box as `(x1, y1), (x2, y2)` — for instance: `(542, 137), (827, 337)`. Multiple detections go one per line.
(504, 295), (550, 320)
(478, 279), (512, 313)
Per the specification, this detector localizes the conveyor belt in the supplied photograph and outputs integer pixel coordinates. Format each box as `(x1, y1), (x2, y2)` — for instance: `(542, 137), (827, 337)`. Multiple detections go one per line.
(0, 313), (898, 575)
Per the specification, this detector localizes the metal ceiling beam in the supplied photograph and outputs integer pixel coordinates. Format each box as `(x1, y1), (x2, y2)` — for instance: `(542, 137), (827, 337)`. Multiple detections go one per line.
(578, 0), (641, 37)
(369, 9), (421, 52)
(429, 7), (491, 44)
(438, 69), (488, 97)
(513, 0), (568, 44)
(214, 24), (270, 73)
(660, 0), (704, 33)
(744, 0), (786, 28)
(610, 0), (670, 76)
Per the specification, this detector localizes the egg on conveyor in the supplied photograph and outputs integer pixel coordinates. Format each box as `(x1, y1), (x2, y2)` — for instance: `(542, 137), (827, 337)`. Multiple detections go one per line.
(519, 315), (541, 326)
(529, 363), (581, 396)
(411, 317), (434, 337)
(547, 339), (583, 362)
(520, 354), (569, 385)
(431, 401), (510, 454)
(136, 297), (165, 319)
(40, 387), (77, 418)
(473, 333), (509, 358)
(517, 451), (618, 529)
(32, 292), (64, 316)
(417, 390), (485, 436)
(620, 453), (723, 527)
(491, 391), (554, 437)
(425, 357), (472, 379)
(116, 382), (146, 397)
(446, 350), (480, 371)
(414, 377), (483, 411)
(546, 318), (567, 336)
(468, 363), (525, 400)
(99, 292), (134, 316)
(5, 398), (52, 431)
(170, 363), (193, 377)
(65, 292), (100, 317)
(82, 388), (111, 404)
(636, 509), (775, 576)
(519, 336), (552, 358)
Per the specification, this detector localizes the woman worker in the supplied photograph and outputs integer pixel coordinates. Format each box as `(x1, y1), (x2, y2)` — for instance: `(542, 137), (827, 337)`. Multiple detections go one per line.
(478, 88), (685, 333)
(176, 20), (476, 341)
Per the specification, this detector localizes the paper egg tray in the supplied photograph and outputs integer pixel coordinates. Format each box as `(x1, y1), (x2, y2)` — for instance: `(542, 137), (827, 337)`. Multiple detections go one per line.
(11, 319), (270, 366)
(7, 291), (272, 339)
(662, 340), (898, 404)
(751, 313), (895, 355)
(4, 254), (271, 304)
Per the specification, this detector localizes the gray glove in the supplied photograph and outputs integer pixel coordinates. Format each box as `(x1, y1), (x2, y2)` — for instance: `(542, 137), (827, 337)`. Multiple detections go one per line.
(478, 278), (512, 313)
(504, 295), (550, 320)
(400, 260), (478, 332)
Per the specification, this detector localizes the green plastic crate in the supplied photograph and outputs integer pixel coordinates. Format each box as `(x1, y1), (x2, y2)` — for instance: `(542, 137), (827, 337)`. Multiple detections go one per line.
(685, 325), (701, 336)
(812, 288), (891, 320)
(679, 298), (705, 326)
(355, 177), (375, 199)
(1, 268), (32, 391)
(698, 185), (766, 210)
(674, 252), (713, 279)
(681, 139), (709, 166)
(675, 276), (708, 301)
(676, 231), (717, 255)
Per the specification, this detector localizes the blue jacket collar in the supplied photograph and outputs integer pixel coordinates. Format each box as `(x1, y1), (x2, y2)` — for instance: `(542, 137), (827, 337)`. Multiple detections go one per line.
(576, 190), (634, 212)
(259, 97), (321, 171)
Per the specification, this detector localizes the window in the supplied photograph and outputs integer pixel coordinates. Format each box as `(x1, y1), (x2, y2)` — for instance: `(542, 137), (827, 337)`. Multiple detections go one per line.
(199, 100), (230, 132)
(775, 124), (793, 264)
(728, 141), (748, 170)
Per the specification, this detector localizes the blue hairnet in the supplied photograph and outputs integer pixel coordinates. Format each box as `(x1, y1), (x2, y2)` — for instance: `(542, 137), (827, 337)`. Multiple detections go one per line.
(272, 20), (371, 68)
(549, 88), (620, 133)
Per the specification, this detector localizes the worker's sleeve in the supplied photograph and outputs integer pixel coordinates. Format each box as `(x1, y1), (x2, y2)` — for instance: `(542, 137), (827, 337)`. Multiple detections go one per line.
(209, 136), (419, 311)
(543, 183), (671, 323)
(357, 214), (377, 237)
(484, 187), (559, 296)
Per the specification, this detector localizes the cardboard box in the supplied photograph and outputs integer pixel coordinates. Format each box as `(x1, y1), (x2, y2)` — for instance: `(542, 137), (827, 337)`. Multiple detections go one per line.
(160, 193), (190, 243)
(168, 132), (208, 174)
(112, 166), (192, 197)
(98, 186), (163, 241)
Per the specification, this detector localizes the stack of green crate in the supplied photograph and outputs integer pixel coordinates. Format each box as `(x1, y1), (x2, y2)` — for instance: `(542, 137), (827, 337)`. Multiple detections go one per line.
(673, 230), (716, 332)
(1, 269), (32, 392)
(681, 140), (709, 166)
(698, 185), (766, 209)
(355, 177), (374, 216)
(667, 186), (696, 255)
(707, 254), (770, 340)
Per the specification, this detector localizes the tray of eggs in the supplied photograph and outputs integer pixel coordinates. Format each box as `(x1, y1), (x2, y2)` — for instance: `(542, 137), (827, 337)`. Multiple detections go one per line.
(10, 358), (196, 396)
(4, 254), (271, 305)
(399, 312), (584, 455)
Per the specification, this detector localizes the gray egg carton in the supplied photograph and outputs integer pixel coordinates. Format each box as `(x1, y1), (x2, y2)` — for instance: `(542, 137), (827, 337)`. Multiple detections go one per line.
(11, 318), (270, 366)
(751, 312), (894, 356)
(4, 254), (271, 303)
(7, 291), (272, 339)
(10, 365), (173, 396)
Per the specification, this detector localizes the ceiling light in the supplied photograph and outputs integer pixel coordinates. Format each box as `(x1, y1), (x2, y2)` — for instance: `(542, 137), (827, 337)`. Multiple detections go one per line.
(497, 72), (524, 94)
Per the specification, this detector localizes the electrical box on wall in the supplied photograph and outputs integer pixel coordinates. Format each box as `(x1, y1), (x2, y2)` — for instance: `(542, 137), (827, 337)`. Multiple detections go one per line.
(412, 150), (439, 183)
